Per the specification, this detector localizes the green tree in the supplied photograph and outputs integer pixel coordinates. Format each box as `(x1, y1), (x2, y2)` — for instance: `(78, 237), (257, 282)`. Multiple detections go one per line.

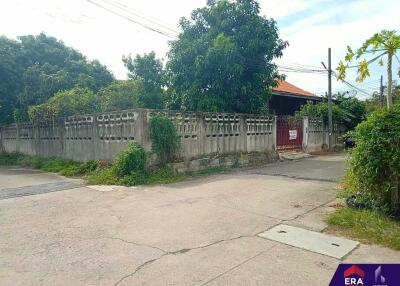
(28, 88), (100, 121)
(0, 33), (114, 123)
(297, 97), (366, 130)
(337, 30), (400, 110)
(0, 36), (25, 124)
(122, 52), (164, 109)
(166, 0), (287, 113)
(98, 80), (143, 112)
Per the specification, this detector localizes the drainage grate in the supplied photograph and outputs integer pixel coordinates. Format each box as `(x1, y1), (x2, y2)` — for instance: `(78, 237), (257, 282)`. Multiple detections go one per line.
(0, 181), (83, 200)
(258, 224), (358, 259)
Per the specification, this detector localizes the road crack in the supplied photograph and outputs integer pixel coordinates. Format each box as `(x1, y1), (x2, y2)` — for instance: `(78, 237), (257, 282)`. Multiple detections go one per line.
(112, 234), (257, 286)
(200, 244), (277, 286)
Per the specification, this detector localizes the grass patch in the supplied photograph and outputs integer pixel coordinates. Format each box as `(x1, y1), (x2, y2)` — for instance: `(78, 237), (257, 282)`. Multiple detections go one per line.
(85, 166), (225, 186)
(0, 152), (85, 176)
(0, 152), (229, 187)
(0, 152), (25, 165)
(144, 168), (187, 185)
(326, 207), (400, 250)
(86, 167), (186, 186)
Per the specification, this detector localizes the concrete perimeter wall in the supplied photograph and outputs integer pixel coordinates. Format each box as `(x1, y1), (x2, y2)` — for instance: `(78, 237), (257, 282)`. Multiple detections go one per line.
(0, 109), (343, 162)
(0, 109), (277, 162)
(303, 117), (344, 153)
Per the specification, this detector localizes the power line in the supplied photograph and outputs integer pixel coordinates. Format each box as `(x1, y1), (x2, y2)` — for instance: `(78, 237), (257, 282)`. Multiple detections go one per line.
(97, 0), (180, 35)
(86, 0), (178, 39)
(333, 74), (372, 97)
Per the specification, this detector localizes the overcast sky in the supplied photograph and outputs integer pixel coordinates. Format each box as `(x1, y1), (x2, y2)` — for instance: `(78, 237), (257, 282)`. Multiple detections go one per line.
(1, 0), (399, 98)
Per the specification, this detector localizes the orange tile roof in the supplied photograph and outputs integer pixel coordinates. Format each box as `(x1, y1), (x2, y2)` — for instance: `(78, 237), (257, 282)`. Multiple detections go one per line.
(272, 79), (315, 97)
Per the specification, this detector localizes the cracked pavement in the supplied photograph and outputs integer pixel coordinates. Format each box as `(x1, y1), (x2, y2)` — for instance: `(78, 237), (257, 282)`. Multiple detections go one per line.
(0, 155), (399, 286)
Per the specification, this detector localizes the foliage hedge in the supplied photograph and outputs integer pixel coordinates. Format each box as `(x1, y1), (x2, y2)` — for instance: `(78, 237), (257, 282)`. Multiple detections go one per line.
(345, 104), (400, 216)
(296, 97), (366, 130)
(149, 114), (180, 165)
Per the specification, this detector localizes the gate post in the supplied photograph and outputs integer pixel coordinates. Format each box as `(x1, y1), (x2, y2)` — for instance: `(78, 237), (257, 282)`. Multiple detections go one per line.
(272, 115), (277, 151)
(303, 117), (309, 152)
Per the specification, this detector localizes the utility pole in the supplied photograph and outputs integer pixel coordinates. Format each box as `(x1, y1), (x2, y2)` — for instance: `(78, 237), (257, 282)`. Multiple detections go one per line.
(380, 75), (384, 108)
(327, 48), (333, 152)
(321, 48), (333, 152)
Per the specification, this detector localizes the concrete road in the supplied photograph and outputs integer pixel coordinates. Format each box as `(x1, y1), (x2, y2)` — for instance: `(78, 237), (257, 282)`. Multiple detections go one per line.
(0, 155), (398, 286)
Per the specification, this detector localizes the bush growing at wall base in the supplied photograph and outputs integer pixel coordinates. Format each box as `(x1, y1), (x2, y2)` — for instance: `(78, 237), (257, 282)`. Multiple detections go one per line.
(149, 114), (180, 165)
(112, 142), (147, 177)
(344, 104), (400, 216)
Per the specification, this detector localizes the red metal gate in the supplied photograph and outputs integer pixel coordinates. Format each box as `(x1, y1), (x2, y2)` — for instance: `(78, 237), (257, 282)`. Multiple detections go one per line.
(277, 116), (303, 151)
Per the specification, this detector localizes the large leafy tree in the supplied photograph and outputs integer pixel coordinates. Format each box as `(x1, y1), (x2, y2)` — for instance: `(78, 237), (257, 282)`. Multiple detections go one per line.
(0, 33), (114, 123)
(0, 37), (23, 124)
(166, 0), (287, 113)
(337, 30), (400, 110)
(98, 80), (143, 111)
(297, 96), (366, 130)
(122, 52), (164, 109)
(28, 88), (100, 122)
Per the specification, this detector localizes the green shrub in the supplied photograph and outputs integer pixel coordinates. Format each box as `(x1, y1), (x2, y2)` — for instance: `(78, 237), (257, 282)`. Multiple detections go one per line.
(345, 104), (400, 216)
(144, 168), (186, 185)
(85, 167), (123, 185)
(113, 142), (147, 177)
(121, 171), (148, 186)
(149, 114), (180, 165)
(79, 160), (101, 173)
(0, 152), (24, 165)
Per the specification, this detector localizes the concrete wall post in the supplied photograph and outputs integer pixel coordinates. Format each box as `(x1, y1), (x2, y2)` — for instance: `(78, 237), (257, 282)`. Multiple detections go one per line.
(0, 125), (3, 152)
(197, 113), (206, 156)
(302, 117), (309, 152)
(15, 123), (21, 153)
(239, 115), (247, 152)
(272, 116), (277, 151)
(91, 115), (98, 159)
(139, 109), (151, 151)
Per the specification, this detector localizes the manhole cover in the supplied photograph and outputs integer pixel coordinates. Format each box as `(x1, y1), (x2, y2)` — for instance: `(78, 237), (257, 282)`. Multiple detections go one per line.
(258, 224), (358, 259)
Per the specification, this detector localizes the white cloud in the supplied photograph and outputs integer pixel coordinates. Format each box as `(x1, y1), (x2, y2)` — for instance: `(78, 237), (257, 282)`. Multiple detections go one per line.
(0, 0), (399, 97)
(271, 0), (400, 96)
(260, 0), (311, 20)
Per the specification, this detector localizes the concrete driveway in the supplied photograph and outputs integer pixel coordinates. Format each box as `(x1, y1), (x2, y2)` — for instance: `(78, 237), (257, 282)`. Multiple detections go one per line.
(0, 154), (398, 286)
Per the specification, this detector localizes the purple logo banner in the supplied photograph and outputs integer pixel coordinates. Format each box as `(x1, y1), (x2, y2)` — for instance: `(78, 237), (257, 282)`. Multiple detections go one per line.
(329, 264), (400, 286)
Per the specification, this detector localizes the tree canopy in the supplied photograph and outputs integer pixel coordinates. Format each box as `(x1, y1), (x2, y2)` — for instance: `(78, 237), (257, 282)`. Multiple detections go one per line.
(0, 33), (114, 123)
(122, 52), (164, 109)
(28, 80), (147, 121)
(296, 96), (366, 130)
(337, 30), (400, 109)
(166, 0), (287, 113)
(1, 1), (291, 123)
(98, 80), (143, 112)
(28, 88), (100, 122)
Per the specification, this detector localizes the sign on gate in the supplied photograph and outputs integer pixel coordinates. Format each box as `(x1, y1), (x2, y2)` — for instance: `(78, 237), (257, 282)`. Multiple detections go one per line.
(277, 116), (303, 151)
(289, 130), (297, 140)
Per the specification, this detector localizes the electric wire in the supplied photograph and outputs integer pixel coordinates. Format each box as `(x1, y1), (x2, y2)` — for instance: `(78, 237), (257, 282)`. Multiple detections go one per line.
(86, 0), (178, 39)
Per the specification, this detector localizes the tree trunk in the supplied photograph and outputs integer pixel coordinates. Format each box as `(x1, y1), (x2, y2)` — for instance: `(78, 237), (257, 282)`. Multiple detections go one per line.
(387, 53), (398, 215)
(387, 53), (393, 110)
